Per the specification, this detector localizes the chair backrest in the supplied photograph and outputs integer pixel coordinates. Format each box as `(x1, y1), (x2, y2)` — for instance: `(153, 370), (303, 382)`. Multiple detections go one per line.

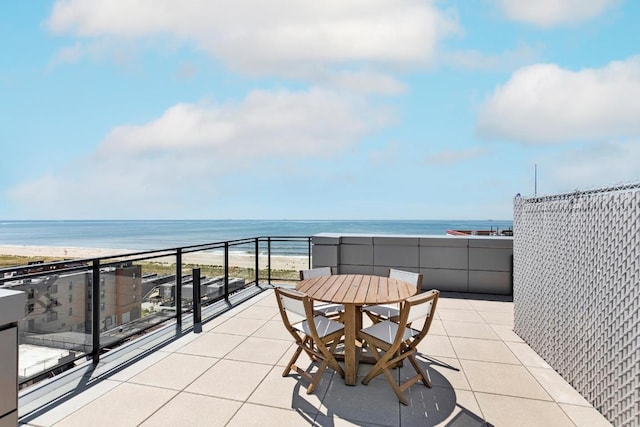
(406, 290), (438, 324)
(392, 289), (439, 350)
(277, 288), (307, 317)
(275, 287), (323, 342)
(300, 266), (333, 280)
(389, 268), (423, 290)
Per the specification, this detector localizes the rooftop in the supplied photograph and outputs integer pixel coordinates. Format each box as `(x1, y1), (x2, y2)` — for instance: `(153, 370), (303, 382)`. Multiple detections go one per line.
(19, 288), (612, 427)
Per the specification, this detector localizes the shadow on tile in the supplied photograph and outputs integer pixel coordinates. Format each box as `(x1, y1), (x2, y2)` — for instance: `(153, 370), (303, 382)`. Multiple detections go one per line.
(445, 407), (492, 427)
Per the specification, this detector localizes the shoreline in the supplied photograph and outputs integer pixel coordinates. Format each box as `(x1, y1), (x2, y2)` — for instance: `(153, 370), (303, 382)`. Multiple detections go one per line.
(0, 245), (308, 271)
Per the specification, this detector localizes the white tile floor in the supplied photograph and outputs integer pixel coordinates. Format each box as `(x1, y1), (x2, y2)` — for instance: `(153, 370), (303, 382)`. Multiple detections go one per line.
(19, 289), (614, 427)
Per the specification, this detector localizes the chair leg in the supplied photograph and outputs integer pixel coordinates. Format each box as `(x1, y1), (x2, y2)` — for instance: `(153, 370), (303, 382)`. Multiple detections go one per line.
(364, 311), (383, 324)
(326, 338), (345, 377)
(407, 354), (431, 387)
(307, 357), (330, 394)
(283, 345), (304, 377)
(386, 371), (409, 406)
(361, 341), (389, 385)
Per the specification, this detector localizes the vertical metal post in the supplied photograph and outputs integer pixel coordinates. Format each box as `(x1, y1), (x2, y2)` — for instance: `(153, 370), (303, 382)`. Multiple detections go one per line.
(254, 238), (259, 285)
(192, 268), (201, 324)
(267, 237), (272, 284)
(224, 242), (229, 301)
(91, 260), (100, 365)
(176, 249), (182, 326)
(308, 237), (312, 269)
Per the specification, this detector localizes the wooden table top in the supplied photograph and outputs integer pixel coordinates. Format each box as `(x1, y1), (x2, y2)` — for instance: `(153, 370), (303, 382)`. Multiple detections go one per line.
(296, 274), (417, 305)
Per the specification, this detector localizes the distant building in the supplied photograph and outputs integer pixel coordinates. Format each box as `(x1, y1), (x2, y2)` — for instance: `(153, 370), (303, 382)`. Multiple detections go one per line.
(5, 263), (142, 337)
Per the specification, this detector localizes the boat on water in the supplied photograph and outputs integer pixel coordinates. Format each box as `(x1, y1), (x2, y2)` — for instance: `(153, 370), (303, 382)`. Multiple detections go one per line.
(446, 228), (513, 237)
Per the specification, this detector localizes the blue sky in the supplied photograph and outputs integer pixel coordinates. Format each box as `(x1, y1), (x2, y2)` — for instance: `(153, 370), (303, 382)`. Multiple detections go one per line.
(1, 1), (638, 220)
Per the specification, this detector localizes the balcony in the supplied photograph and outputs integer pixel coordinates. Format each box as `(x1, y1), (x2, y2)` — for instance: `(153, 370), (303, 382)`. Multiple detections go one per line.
(0, 233), (621, 426)
(16, 286), (611, 426)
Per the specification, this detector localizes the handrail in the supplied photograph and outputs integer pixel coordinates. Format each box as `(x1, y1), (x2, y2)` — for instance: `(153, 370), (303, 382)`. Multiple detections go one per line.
(0, 236), (312, 386)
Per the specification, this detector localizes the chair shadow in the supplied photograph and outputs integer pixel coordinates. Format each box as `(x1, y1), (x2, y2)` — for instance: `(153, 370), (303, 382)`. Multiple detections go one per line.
(286, 354), (491, 426)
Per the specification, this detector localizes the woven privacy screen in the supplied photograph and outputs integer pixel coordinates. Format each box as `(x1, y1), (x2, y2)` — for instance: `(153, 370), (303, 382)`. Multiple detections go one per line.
(513, 184), (639, 427)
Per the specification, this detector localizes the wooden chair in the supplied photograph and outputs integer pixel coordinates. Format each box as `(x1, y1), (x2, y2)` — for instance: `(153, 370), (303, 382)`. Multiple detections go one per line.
(300, 267), (344, 319)
(362, 268), (423, 324)
(275, 287), (345, 394)
(358, 289), (439, 405)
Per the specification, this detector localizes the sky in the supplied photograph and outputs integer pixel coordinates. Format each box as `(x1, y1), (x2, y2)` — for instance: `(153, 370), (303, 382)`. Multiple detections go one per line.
(1, 0), (639, 221)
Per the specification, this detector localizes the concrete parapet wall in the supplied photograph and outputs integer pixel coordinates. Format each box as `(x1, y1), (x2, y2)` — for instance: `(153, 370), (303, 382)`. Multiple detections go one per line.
(312, 233), (513, 295)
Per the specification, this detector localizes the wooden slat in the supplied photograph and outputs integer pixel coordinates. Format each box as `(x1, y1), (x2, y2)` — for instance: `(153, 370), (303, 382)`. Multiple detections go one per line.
(296, 275), (320, 293)
(377, 277), (390, 303)
(333, 274), (354, 302)
(354, 275), (371, 304)
(365, 275), (379, 302)
(305, 276), (335, 301)
(388, 278), (400, 302)
(343, 275), (361, 304)
(309, 276), (333, 301)
(323, 274), (346, 302)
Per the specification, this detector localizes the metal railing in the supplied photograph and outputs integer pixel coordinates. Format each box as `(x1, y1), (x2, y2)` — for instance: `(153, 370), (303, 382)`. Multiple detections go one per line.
(0, 236), (312, 386)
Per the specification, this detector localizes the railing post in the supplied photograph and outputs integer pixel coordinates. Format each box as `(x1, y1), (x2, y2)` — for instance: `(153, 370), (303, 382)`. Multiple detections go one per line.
(255, 238), (259, 285)
(176, 249), (182, 326)
(91, 260), (100, 365)
(267, 237), (272, 285)
(224, 242), (229, 301)
(192, 268), (201, 324)
(308, 237), (312, 269)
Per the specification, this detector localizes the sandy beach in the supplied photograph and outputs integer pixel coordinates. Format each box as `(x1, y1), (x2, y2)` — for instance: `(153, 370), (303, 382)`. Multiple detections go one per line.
(0, 245), (309, 272)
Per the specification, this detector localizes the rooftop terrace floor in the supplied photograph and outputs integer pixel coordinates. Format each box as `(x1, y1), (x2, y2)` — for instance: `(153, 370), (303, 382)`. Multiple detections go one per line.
(19, 288), (613, 426)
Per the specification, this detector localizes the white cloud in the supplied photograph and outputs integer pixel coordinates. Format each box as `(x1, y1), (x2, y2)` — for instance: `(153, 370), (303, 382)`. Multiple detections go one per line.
(48, 38), (141, 71)
(98, 88), (387, 158)
(543, 141), (640, 193)
(491, 0), (618, 27)
(441, 45), (541, 72)
(8, 88), (391, 218)
(477, 57), (640, 144)
(325, 70), (407, 95)
(47, 0), (458, 77)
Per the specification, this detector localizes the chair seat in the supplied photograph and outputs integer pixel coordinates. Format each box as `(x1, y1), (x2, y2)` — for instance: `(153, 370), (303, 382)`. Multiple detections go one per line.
(360, 320), (419, 345)
(362, 303), (399, 319)
(295, 315), (344, 339)
(314, 302), (345, 316)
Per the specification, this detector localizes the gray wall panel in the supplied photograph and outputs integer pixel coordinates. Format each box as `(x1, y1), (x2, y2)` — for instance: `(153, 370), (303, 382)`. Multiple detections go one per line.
(341, 264), (375, 275)
(374, 245), (419, 267)
(373, 236), (420, 246)
(312, 235), (340, 245)
(341, 244), (373, 266)
(469, 248), (512, 271)
(468, 270), (511, 295)
(420, 246), (468, 269)
(419, 237), (468, 247)
(372, 266), (390, 276)
(312, 245), (338, 268)
(341, 236), (373, 245)
(420, 268), (468, 292)
(469, 237), (513, 248)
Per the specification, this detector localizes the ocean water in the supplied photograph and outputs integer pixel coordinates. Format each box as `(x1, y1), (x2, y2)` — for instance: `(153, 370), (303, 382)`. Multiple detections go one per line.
(0, 219), (513, 255)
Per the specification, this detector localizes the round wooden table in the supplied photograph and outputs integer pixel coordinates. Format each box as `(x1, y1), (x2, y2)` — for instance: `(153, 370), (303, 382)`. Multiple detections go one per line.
(296, 274), (418, 385)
